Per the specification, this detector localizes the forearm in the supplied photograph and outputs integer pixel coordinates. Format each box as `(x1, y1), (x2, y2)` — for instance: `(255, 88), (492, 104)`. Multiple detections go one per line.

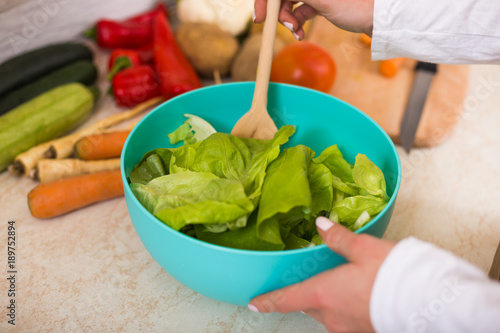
(372, 0), (500, 64)
(370, 237), (500, 333)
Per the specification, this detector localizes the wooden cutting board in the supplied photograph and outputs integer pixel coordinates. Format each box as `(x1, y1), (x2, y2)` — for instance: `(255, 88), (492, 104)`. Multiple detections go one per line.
(307, 17), (470, 147)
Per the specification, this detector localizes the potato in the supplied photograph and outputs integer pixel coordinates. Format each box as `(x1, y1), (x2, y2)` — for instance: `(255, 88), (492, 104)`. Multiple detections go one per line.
(176, 22), (239, 78)
(231, 33), (286, 82)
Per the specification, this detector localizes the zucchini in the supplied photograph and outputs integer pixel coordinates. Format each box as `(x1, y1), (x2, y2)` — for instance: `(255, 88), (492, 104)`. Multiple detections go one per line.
(0, 83), (99, 172)
(0, 43), (93, 97)
(0, 60), (98, 115)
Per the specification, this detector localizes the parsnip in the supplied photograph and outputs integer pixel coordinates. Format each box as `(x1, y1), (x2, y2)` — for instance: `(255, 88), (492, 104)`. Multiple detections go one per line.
(33, 158), (121, 183)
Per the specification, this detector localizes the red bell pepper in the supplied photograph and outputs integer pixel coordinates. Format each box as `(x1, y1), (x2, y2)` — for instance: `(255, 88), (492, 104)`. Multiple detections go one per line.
(153, 11), (201, 99)
(111, 65), (162, 107)
(107, 49), (143, 80)
(85, 3), (168, 49)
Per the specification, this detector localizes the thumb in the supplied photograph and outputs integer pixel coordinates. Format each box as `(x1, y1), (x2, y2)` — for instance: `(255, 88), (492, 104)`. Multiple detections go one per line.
(315, 216), (370, 263)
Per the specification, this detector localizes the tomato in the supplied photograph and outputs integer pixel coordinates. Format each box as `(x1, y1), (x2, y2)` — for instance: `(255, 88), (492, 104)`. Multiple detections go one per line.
(270, 42), (336, 93)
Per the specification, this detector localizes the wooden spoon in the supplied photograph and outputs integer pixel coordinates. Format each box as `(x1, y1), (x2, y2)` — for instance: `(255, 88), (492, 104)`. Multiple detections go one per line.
(231, 0), (280, 140)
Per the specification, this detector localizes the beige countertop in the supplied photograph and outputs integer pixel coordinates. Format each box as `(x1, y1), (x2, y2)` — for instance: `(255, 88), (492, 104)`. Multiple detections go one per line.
(1, 6), (500, 329)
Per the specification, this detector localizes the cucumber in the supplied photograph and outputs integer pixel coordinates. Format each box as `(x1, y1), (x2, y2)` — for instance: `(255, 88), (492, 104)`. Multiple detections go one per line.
(0, 60), (98, 115)
(0, 43), (93, 97)
(0, 83), (99, 172)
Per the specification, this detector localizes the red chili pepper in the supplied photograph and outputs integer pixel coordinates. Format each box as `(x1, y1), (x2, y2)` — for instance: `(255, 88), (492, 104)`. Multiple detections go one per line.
(89, 20), (152, 49)
(125, 3), (168, 25)
(111, 65), (162, 107)
(85, 4), (168, 49)
(107, 49), (143, 81)
(153, 11), (201, 99)
(134, 43), (154, 63)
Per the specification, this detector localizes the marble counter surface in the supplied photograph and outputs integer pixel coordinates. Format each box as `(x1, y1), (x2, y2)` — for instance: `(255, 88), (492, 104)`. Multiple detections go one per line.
(0, 35), (499, 333)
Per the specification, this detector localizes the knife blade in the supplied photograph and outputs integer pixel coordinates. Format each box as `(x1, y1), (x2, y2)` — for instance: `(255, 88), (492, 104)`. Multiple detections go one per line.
(489, 240), (500, 281)
(399, 62), (437, 153)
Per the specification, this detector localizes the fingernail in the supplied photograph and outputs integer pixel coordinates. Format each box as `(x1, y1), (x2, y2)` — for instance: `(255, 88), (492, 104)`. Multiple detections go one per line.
(292, 31), (300, 41)
(252, 10), (256, 22)
(283, 21), (294, 32)
(316, 216), (334, 231)
(248, 304), (260, 313)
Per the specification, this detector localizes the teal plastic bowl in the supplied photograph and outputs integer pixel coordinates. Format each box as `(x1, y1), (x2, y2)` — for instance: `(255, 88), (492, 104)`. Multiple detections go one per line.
(121, 82), (401, 306)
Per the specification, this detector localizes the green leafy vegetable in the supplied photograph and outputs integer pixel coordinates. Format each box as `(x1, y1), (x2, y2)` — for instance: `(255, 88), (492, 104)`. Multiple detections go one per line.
(313, 145), (354, 183)
(311, 234), (324, 246)
(256, 145), (315, 246)
(194, 213), (285, 251)
(168, 113), (217, 145)
(352, 154), (387, 199)
(332, 196), (387, 225)
(170, 142), (200, 173)
(131, 170), (254, 231)
(129, 116), (390, 251)
(331, 174), (359, 196)
(284, 232), (311, 250)
(352, 211), (371, 231)
(187, 126), (295, 201)
(129, 148), (173, 184)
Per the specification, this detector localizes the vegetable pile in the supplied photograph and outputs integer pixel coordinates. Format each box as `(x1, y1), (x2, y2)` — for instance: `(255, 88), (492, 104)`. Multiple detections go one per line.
(129, 116), (390, 251)
(21, 98), (161, 218)
(0, 41), (99, 172)
(0, 2), (395, 222)
(87, 4), (202, 107)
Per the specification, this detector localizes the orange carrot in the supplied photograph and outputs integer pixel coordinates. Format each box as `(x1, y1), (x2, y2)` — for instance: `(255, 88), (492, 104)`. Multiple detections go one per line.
(379, 58), (406, 78)
(75, 130), (130, 160)
(28, 169), (124, 219)
(359, 33), (372, 46)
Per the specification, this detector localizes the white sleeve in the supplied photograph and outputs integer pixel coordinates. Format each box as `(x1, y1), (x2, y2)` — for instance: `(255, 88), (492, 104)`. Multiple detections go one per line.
(371, 0), (500, 64)
(370, 237), (500, 333)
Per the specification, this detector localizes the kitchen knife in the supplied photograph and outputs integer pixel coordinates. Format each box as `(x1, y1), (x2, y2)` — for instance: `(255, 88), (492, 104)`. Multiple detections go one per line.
(399, 62), (438, 153)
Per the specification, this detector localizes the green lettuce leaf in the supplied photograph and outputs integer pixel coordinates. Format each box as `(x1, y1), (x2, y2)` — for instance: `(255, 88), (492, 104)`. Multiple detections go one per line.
(194, 213), (285, 251)
(313, 145), (354, 183)
(331, 174), (359, 196)
(168, 114), (216, 145)
(308, 162), (334, 215)
(289, 218), (319, 245)
(353, 154), (387, 199)
(328, 188), (345, 223)
(188, 125), (295, 201)
(130, 170), (254, 231)
(284, 232), (311, 250)
(332, 195), (387, 225)
(256, 145), (315, 245)
(311, 234), (324, 245)
(129, 148), (174, 184)
(169, 142), (201, 173)
(351, 211), (372, 231)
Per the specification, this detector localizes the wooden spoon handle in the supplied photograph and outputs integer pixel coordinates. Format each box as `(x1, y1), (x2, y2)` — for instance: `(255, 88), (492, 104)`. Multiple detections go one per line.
(251, 0), (281, 112)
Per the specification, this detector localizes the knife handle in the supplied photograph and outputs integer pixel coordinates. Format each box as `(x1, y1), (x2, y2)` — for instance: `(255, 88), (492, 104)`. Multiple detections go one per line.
(416, 62), (438, 73)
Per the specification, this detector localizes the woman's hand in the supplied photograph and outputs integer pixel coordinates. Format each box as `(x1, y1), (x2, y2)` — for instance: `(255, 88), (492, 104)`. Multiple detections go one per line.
(254, 0), (374, 40)
(248, 216), (395, 333)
